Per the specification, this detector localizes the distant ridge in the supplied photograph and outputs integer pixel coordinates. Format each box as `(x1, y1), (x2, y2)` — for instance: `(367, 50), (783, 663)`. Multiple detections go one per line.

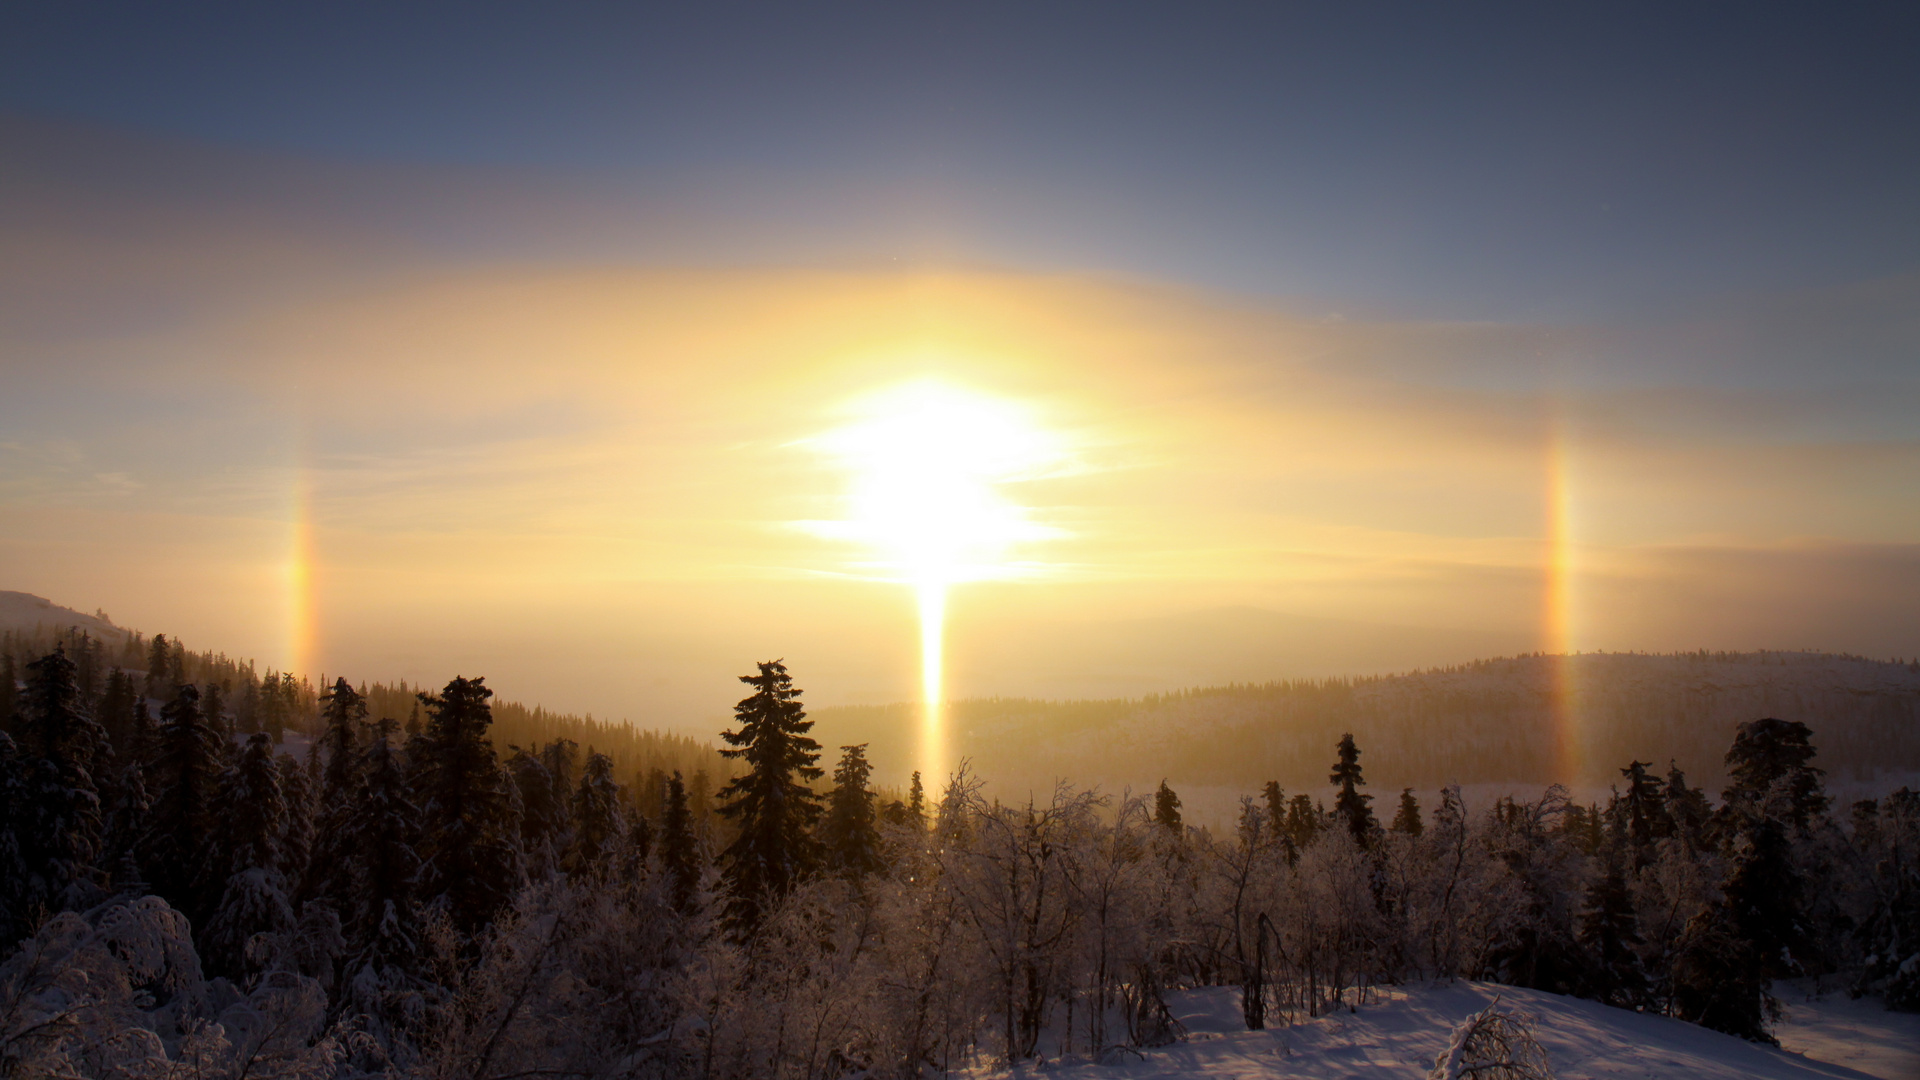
(0, 590), (121, 639)
(811, 649), (1920, 796)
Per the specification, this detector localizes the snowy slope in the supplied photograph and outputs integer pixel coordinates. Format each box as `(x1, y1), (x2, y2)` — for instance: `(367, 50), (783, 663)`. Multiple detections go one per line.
(988, 982), (1914, 1080)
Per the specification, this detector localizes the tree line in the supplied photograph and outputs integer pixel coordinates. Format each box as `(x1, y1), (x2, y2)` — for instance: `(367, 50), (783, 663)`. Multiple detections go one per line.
(0, 650), (1915, 1079)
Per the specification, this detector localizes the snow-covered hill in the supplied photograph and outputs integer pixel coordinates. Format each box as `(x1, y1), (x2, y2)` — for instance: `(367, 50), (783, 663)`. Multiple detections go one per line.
(983, 983), (1918, 1080)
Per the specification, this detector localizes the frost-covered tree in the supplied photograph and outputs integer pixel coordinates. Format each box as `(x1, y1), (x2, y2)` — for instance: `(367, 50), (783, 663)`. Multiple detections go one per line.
(1576, 847), (1647, 1007)
(1721, 717), (1828, 830)
(11, 649), (109, 932)
(565, 749), (624, 877)
(820, 743), (884, 878)
(507, 742), (568, 879)
(338, 717), (422, 966)
(715, 660), (822, 933)
(203, 732), (294, 976)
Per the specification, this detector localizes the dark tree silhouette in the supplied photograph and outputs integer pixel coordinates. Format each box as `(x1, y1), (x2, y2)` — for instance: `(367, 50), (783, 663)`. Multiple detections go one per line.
(1721, 718), (1828, 828)
(1391, 787), (1423, 836)
(140, 683), (224, 921)
(417, 676), (521, 937)
(820, 743), (883, 878)
(660, 770), (700, 914)
(1330, 732), (1375, 846)
(1154, 779), (1183, 833)
(715, 660), (822, 933)
(565, 749), (624, 877)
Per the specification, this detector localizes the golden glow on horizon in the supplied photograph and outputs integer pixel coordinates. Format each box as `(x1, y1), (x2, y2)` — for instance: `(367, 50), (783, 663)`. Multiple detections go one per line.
(1543, 425), (1581, 785)
(806, 380), (1066, 783)
(287, 468), (316, 683)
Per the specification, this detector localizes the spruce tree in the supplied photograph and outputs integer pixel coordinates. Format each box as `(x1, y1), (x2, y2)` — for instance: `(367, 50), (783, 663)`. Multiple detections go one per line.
(1722, 815), (1816, 978)
(0, 654), (17, 739)
(1673, 904), (1773, 1042)
(565, 749), (625, 877)
(820, 743), (883, 878)
(1330, 732), (1376, 846)
(1577, 849), (1648, 1007)
(0, 732), (31, 944)
(507, 744), (568, 879)
(417, 676), (521, 936)
(1154, 779), (1183, 833)
(660, 770), (700, 914)
(96, 669), (135, 753)
(278, 753), (315, 891)
(1262, 781), (1285, 839)
(715, 660), (822, 933)
(338, 717), (422, 965)
(1284, 793), (1320, 853)
(144, 634), (171, 699)
(1619, 760), (1664, 865)
(141, 683), (224, 921)
(203, 732), (293, 975)
(907, 769), (926, 829)
(1721, 718), (1828, 829)
(304, 678), (365, 902)
(17, 649), (109, 921)
(1391, 788), (1424, 836)
(1663, 762), (1711, 850)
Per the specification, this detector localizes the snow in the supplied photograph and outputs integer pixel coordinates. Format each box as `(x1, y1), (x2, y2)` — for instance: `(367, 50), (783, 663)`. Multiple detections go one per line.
(986, 982), (1916, 1080)
(1775, 981), (1920, 1080)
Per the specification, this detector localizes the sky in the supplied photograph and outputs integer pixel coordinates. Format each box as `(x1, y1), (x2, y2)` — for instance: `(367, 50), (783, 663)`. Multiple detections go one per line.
(2, 3), (1918, 731)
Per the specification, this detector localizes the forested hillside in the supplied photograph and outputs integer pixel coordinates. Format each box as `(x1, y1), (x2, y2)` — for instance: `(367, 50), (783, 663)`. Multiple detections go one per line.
(813, 650), (1920, 794)
(0, 592), (728, 791)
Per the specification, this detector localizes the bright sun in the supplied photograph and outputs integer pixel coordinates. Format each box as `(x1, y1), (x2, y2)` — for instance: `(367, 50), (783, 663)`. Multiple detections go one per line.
(806, 380), (1066, 784)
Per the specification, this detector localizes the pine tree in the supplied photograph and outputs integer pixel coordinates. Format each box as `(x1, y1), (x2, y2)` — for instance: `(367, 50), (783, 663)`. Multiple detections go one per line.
(417, 676), (521, 936)
(17, 649), (109, 923)
(1721, 718), (1829, 829)
(820, 743), (884, 878)
(1330, 732), (1376, 846)
(565, 749), (625, 877)
(144, 634), (171, 699)
(1577, 848), (1647, 1007)
(203, 732), (294, 975)
(0, 654), (18, 739)
(338, 717), (422, 964)
(141, 683), (224, 921)
(1619, 760), (1664, 865)
(1673, 903), (1774, 1042)
(660, 770), (700, 914)
(715, 660), (822, 933)
(1284, 793), (1320, 852)
(1723, 815), (1816, 978)
(1663, 762), (1711, 850)
(1391, 788), (1424, 836)
(907, 769), (926, 829)
(1154, 779), (1183, 833)
(304, 678), (366, 902)
(507, 744), (568, 879)
(278, 753), (315, 891)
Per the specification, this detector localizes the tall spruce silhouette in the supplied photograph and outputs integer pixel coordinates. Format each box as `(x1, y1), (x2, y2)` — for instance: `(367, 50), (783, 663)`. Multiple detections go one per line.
(416, 676), (520, 937)
(339, 716), (422, 965)
(1154, 779), (1183, 832)
(820, 743), (883, 878)
(141, 683), (224, 921)
(715, 660), (822, 932)
(1330, 732), (1376, 845)
(660, 769), (700, 914)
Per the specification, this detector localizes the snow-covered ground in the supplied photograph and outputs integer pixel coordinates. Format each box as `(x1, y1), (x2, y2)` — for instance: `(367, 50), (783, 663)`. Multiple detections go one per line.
(986, 982), (1918, 1080)
(1774, 980), (1920, 1080)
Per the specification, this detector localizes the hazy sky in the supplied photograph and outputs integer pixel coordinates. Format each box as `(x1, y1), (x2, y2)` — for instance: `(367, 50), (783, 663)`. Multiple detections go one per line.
(3, 4), (1917, 729)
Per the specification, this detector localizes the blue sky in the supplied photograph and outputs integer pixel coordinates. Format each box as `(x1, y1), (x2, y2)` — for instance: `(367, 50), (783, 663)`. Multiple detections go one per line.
(5, 2), (1916, 319)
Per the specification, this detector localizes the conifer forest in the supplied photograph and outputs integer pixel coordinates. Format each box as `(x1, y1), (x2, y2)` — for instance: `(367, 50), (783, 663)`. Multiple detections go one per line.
(0, 623), (1915, 1080)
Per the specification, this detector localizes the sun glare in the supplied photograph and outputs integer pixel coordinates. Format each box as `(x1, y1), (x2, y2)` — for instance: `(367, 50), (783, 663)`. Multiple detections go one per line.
(807, 381), (1066, 784)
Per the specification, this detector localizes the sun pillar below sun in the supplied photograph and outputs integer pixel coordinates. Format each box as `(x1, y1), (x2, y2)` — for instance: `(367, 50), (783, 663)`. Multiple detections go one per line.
(917, 578), (947, 788)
